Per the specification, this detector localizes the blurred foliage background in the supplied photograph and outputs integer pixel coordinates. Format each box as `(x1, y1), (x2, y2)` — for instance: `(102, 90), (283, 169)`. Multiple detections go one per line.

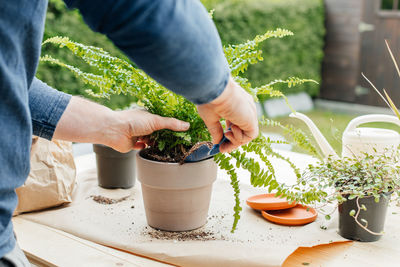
(36, 0), (136, 109)
(38, 0), (325, 109)
(381, 0), (400, 10)
(204, 0), (325, 97)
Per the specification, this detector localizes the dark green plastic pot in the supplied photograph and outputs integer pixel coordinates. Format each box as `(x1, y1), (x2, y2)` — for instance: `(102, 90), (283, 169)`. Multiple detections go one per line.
(338, 192), (391, 242)
(93, 144), (137, 189)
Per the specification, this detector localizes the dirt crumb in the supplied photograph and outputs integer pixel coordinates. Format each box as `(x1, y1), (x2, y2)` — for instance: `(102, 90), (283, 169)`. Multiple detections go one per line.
(90, 195), (129, 205)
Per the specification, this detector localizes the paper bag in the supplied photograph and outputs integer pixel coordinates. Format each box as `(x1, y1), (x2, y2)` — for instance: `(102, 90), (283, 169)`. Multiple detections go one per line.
(14, 137), (77, 215)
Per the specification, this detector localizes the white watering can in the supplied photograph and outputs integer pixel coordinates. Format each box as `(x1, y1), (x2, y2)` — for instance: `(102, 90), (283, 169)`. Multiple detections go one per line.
(289, 113), (400, 159)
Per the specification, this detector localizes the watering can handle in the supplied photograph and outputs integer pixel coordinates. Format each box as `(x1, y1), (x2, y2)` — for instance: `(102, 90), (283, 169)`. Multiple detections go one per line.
(344, 114), (400, 133)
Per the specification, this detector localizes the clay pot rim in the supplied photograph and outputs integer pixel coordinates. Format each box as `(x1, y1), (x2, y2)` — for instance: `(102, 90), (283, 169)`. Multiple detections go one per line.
(93, 144), (137, 157)
(339, 191), (393, 202)
(137, 150), (215, 166)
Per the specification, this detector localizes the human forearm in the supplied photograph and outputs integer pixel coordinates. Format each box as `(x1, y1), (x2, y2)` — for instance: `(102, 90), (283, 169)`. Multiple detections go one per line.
(52, 96), (119, 146)
(29, 78), (117, 145)
(53, 96), (190, 152)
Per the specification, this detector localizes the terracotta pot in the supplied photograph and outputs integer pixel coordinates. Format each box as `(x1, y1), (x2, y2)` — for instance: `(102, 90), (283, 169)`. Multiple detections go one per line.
(136, 152), (218, 231)
(93, 144), (137, 189)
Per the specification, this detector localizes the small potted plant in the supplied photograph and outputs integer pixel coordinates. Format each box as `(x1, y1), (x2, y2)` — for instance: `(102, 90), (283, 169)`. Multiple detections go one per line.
(299, 151), (400, 242)
(93, 144), (137, 189)
(40, 25), (320, 232)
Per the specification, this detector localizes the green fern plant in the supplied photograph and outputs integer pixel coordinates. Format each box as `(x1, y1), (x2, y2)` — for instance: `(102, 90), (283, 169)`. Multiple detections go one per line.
(40, 28), (321, 232)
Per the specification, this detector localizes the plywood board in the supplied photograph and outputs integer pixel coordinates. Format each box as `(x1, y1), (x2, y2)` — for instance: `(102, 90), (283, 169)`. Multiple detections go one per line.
(13, 217), (171, 267)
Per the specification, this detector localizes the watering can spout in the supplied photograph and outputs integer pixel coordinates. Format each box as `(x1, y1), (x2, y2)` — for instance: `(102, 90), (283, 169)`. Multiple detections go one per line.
(289, 112), (339, 159)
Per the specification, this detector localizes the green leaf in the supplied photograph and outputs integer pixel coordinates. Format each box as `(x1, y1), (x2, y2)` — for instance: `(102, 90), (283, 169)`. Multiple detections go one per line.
(348, 195), (357, 200)
(384, 89), (400, 120)
(349, 210), (356, 217)
(157, 140), (166, 151)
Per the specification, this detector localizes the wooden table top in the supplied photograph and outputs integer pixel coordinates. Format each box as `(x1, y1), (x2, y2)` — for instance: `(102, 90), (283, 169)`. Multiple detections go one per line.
(14, 152), (400, 266)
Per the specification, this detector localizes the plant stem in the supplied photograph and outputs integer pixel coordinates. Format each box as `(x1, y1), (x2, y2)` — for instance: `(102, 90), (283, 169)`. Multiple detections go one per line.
(353, 197), (383, 236)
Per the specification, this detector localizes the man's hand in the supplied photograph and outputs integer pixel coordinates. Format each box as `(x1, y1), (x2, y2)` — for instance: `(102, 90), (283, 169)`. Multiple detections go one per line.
(197, 76), (259, 153)
(106, 109), (190, 152)
(53, 97), (189, 153)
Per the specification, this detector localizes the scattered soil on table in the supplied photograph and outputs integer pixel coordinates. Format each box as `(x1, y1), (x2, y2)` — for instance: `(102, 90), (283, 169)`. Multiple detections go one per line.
(90, 195), (129, 205)
(142, 213), (232, 242)
(143, 228), (226, 242)
(140, 141), (213, 164)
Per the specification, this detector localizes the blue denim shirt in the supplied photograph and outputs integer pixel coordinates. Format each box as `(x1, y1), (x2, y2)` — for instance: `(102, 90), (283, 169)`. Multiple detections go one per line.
(0, 0), (229, 257)
(65, 0), (230, 104)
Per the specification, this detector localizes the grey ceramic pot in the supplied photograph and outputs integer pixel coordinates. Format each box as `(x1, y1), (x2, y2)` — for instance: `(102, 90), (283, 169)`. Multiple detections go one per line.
(93, 144), (137, 189)
(136, 151), (218, 231)
(338, 192), (391, 242)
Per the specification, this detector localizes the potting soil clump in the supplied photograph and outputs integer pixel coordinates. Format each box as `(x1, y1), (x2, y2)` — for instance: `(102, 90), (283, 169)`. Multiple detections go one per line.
(90, 195), (129, 205)
(141, 141), (213, 164)
(143, 228), (226, 242)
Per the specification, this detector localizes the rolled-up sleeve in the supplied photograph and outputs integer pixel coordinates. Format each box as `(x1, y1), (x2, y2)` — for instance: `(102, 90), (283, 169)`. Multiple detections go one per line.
(64, 0), (230, 105)
(28, 78), (71, 140)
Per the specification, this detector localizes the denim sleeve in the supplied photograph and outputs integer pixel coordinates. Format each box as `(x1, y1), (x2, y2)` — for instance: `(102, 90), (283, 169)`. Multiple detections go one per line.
(29, 78), (72, 140)
(63, 0), (230, 105)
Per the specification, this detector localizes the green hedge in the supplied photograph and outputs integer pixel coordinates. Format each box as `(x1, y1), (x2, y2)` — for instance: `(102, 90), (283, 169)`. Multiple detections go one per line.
(209, 0), (325, 96)
(36, 0), (136, 109)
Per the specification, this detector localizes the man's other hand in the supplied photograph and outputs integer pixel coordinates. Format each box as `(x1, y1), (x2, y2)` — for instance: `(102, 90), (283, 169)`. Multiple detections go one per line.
(197, 76), (259, 153)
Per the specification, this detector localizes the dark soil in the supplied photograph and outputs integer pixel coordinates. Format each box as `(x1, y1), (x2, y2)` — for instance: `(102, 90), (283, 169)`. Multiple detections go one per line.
(90, 195), (129, 205)
(143, 228), (225, 242)
(141, 141), (213, 164)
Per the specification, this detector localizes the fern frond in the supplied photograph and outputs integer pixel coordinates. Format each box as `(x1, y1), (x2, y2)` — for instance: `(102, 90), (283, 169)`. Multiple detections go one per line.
(229, 150), (283, 198)
(229, 144), (326, 205)
(208, 9), (215, 19)
(225, 28), (294, 76)
(40, 55), (114, 98)
(256, 77), (318, 100)
(43, 36), (131, 70)
(242, 137), (276, 178)
(255, 77), (318, 112)
(264, 77), (318, 89)
(233, 76), (258, 101)
(214, 153), (241, 233)
(254, 28), (294, 43)
(260, 117), (321, 158)
(254, 84), (283, 97)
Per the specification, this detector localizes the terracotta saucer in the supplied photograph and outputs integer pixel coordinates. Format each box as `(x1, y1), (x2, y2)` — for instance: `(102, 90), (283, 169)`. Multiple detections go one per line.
(246, 193), (297, 211)
(261, 204), (317, 226)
